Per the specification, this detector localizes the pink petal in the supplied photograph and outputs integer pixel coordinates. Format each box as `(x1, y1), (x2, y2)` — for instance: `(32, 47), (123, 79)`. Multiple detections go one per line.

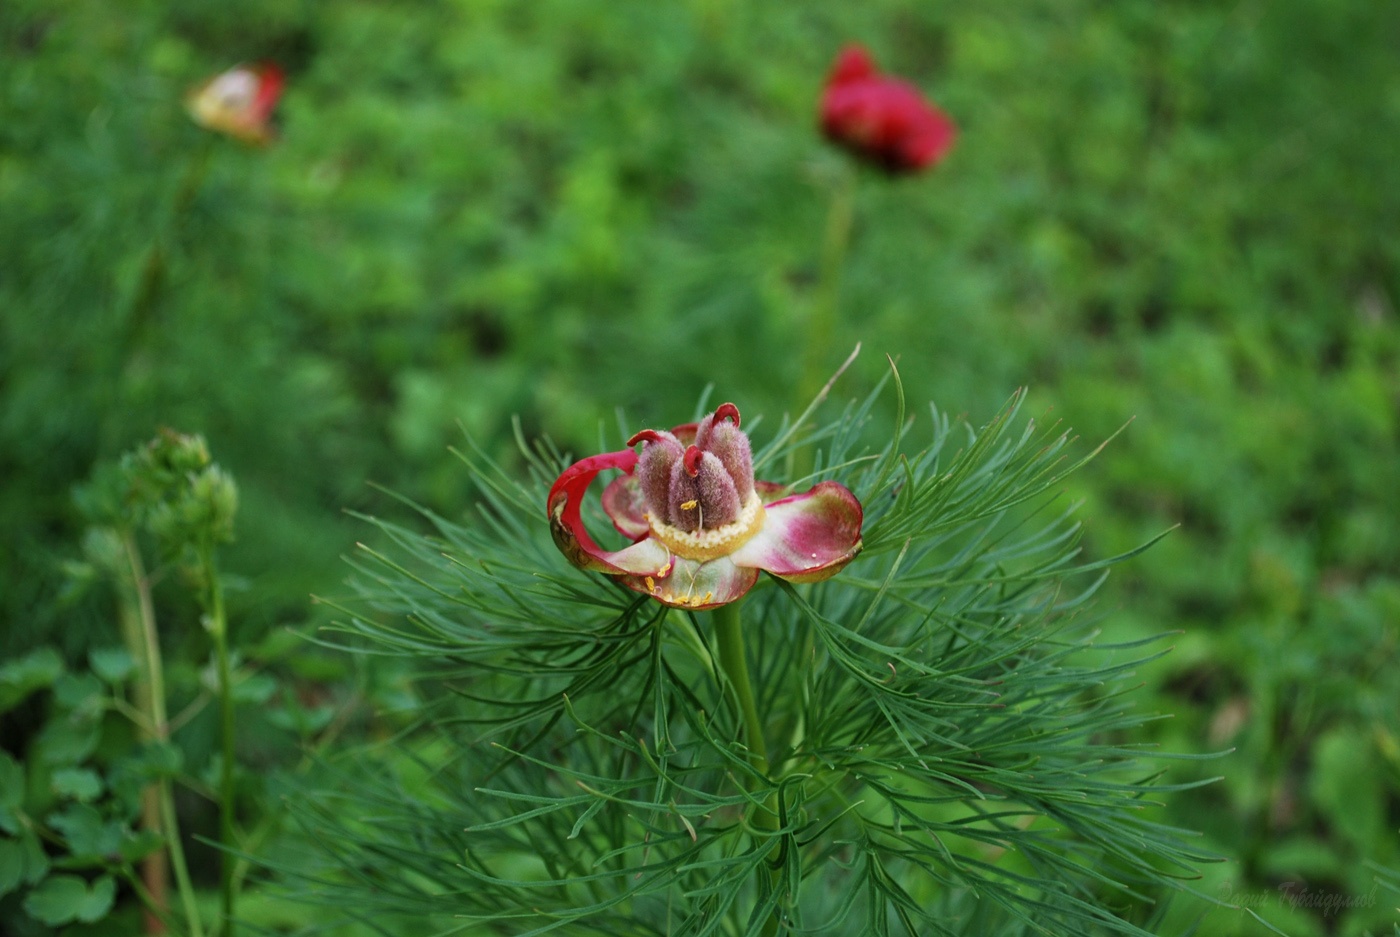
(601, 474), (650, 540)
(728, 481), (863, 583)
(548, 450), (672, 576)
(619, 556), (759, 610)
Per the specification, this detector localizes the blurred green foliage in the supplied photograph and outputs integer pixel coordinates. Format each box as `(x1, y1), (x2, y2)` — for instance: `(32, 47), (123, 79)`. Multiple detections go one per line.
(3, 0), (1398, 933)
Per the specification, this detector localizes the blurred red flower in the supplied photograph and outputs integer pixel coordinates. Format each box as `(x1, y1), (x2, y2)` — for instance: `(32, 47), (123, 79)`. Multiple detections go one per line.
(186, 62), (285, 145)
(819, 45), (955, 173)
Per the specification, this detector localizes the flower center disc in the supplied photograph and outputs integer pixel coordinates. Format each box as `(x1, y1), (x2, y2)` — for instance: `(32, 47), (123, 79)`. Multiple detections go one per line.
(649, 493), (765, 562)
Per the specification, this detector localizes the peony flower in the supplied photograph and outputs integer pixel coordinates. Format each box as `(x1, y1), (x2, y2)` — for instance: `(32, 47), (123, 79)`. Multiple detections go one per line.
(186, 62), (285, 145)
(819, 44), (956, 173)
(548, 403), (863, 609)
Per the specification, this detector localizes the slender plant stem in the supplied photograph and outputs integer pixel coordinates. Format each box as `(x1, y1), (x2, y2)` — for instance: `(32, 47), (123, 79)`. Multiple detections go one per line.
(116, 547), (169, 936)
(796, 167), (858, 414)
(711, 602), (782, 936)
(203, 543), (237, 937)
(123, 139), (214, 348)
(714, 603), (768, 773)
(118, 863), (180, 935)
(122, 534), (206, 937)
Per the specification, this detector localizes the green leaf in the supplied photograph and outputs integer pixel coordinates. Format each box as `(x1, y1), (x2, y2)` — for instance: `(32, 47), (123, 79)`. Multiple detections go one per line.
(1311, 728), (1383, 854)
(1, 828), (51, 891)
(51, 767), (104, 802)
(117, 828), (164, 863)
(53, 672), (105, 713)
(88, 648), (136, 684)
(0, 838), (24, 899)
(232, 671), (277, 704)
(21, 828), (48, 885)
(0, 647), (63, 715)
(48, 804), (123, 860)
(22, 873), (116, 925)
(0, 752), (23, 811)
(35, 713), (100, 766)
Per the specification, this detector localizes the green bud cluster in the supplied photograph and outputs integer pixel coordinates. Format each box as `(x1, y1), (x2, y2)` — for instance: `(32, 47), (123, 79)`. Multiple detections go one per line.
(74, 429), (238, 568)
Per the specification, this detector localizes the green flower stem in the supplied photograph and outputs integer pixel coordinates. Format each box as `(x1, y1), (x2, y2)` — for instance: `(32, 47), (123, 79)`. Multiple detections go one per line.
(711, 602), (782, 936)
(202, 544), (237, 937)
(796, 167), (858, 424)
(121, 533), (206, 937)
(713, 603), (768, 773)
(122, 139), (213, 347)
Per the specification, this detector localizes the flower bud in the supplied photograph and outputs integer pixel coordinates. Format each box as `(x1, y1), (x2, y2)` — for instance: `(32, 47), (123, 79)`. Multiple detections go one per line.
(630, 430), (683, 524)
(667, 448), (741, 532)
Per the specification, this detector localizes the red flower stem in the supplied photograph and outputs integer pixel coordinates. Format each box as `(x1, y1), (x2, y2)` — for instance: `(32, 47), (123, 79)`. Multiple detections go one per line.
(712, 602), (783, 935)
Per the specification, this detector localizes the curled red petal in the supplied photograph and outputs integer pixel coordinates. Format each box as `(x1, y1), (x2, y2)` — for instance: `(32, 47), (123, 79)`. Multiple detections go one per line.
(547, 450), (672, 576)
(713, 403), (741, 427)
(683, 445), (704, 477)
(728, 481), (863, 582)
(627, 428), (668, 448)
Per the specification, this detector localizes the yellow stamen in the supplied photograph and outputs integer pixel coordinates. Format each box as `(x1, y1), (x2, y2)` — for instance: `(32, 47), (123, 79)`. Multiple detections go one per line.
(648, 493), (766, 562)
(680, 499), (699, 511)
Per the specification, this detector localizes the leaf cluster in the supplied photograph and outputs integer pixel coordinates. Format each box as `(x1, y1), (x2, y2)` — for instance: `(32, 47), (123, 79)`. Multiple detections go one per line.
(275, 382), (1217, 936)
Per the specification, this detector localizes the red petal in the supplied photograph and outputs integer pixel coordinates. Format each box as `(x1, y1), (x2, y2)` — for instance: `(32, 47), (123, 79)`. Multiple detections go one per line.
(828, 45), (877, 87)
(601, 474), (650, 540)
(728, 481), (863, 582)
(251, 62), (286, 122)
(547, 450), (672, 576)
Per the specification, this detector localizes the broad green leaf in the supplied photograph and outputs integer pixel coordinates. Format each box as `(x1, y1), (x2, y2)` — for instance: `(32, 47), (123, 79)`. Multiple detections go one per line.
(48, 804), (122, 860)
(118, 828), (164, 863)
(2, 828), (51, 889)
(21, 828), (48, 885)
(52, 672), (104, 713)
(1311, 728), (1383, 855)
(232, 672), (277, 704)
(0, 838), (23, 899)
(0, 647), (63, 715)
(127, 742), (183, 779)
(35, 714), (100, 766)
(51, 767), (104, 802)
(88, 648), (136, 684)
(22, 873), (116, 925)
(0, 752), (23, 810)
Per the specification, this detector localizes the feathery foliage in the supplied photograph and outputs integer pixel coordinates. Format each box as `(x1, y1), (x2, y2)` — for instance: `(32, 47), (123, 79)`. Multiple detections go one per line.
(269, 377), (1217, 936)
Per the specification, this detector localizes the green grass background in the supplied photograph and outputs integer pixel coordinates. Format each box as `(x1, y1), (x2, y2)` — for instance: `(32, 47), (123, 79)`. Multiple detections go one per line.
(3, 0), (1397, 933)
